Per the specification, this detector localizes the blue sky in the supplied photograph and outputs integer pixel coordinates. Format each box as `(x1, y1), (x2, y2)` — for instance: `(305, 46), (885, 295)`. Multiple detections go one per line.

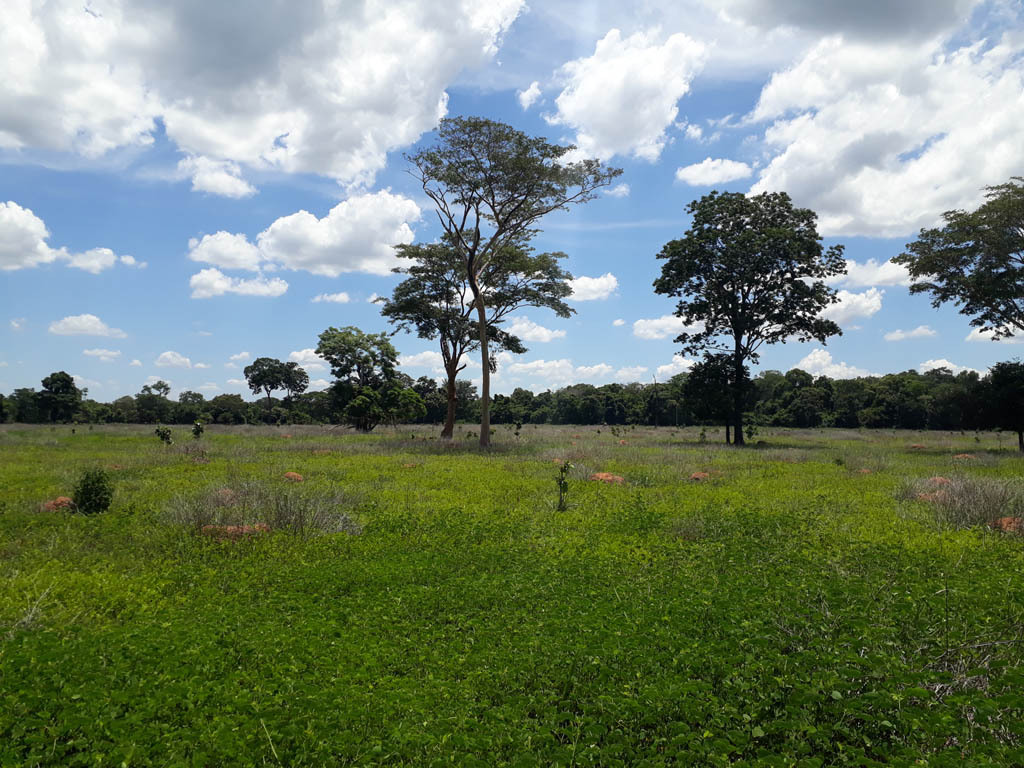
(2, 0), (1023, 400)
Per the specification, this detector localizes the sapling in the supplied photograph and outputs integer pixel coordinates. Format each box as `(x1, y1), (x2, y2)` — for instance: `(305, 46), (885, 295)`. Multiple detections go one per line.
(556, 461), (572, 511)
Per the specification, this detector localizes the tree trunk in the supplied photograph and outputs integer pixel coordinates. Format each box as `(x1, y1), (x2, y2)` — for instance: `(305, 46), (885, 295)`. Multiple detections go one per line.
(441, 371), (457, 440)
(725, 422), (731, 444)
(732, 347), (745, 446)
(471, 289), (491, 448)
(1018, 430), (1023, 452)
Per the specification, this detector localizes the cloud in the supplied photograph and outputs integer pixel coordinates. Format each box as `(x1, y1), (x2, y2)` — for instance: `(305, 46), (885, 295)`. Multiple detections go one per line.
(10, 318), (25, 331)
(308, 378), (331, 392)
(189, 268), (288, 299)
(229, 352), (251, 362)
(919, 358), (981, 375)
(615, 365), (649, 381)
(507, 316), (566, 342)
(49, 314), (127, 338)
(194, 362), (211, 369)
(749, 33), (1024, 237)
(1, 2), (523, 189)
(633, 314), (697, 340)
(548, 28), (706, 161)
(226, 378), (246, 387)
(71, 373), (101, 391)
(576, 363), (614, 378)
(656, 354), (695, 378)
(311, 292), (351, 304)
(195, 382), (220, 392)
(965, 328), (1024, 343)
(612, 318), (625, 327)
(155, 351), (192, 368)
(821, 288), (883, 325)
(569, 272), (618, 301)
(605, 183), (630, 198)
(0, 201), (136, 273)
(830, 258), (911, 288)
(884, 325), (937, 341)
(129, 359), (142, 367)
(504, 358), (578, 387)
(178, 156), (257, 199)
(399, 350), (445, 370)
(518, 80), (542, 109)
(796, 348), (874, 379)
(675, 157), (752, 186)
(187, 232), (262, 271)
(288, 349), (328, 371)
(187, 191), (420, 279)
(83, 348), (121, 362)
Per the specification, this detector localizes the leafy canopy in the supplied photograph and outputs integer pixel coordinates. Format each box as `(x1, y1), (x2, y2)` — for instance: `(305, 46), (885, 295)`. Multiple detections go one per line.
(316, 326), (398, 389)
(894, 177), (1024, 340)
(654, 190), (847, 362)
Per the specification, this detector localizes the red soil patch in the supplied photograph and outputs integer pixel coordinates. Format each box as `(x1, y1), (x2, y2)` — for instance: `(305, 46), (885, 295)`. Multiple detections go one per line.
(953, 453), (976, 460)
(402, 463), (419, 469)
(282, 434), (293, 439)
(590, 472), (625, 485)
(857, 469), (872, 474)
(989, 517), (1024, 534)
(201, 523), (270, 541)
(571, 441), (578, 446)
(573, 434), (582, 438)
(283, 472), (304, 482)
(916, 491), (949, 504)
(689, 472), (711, 482)
(928, 476), (952, 486)
(108, 464), (124, 470)
(618, 440), (629, 446)
(909, 443), (927, 450)
(40, 496), (75, 512)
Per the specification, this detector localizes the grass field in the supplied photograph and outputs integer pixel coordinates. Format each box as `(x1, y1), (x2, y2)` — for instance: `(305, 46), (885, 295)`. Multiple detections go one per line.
(2, 423), (1023, 766)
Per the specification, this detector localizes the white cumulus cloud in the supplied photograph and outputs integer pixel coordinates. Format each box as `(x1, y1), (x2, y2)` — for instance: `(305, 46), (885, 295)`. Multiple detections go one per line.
(288, 349), (328, 371)
(507, 316), (566, 343)
(517, 80), (542, 109)
(49, 314), (127, 338)
(656, 354), (695, 379)
(605, 183), (630, 198)
(612, 318), (625, 327)
(633, 314), (698, 340)
(796, 348), (874, 379)
(884, 325), (937, 341)
(129, 359), (142, 367)
(155, 351), (192, 369)
(569, 272), (618, 301)
(829, 258), (911, 288)
(615, 365), (649, 381)
(548, 28), (706, 161)
(675, 157), (752, 186)
(311, 292), (351, 304)
(178, 156), (257, 199)
(919, 358), (981, 375)
(189, 268), (288, 299)
(821, 288), (883, 325)
(83, 348), (121, 362)
(965, 328), (1024, 343)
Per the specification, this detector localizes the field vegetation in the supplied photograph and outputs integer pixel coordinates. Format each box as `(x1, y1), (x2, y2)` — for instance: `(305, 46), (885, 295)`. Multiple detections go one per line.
(2, 423), (1023, 765)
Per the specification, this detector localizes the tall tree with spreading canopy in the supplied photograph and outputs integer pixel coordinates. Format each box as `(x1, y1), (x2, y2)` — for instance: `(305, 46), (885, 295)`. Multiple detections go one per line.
(378, 238), (574, 439)
(894, 177), (1024, 340)
(654, 191), (846, 445)
(986, 360), (1024, 452)
(243, 357), (288, 417)
(39, 371), (83, 422)
(406, 116), (621, 446)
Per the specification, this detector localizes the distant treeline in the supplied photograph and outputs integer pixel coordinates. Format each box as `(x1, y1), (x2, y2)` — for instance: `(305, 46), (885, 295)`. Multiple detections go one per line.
(3, 364), (1021, 439)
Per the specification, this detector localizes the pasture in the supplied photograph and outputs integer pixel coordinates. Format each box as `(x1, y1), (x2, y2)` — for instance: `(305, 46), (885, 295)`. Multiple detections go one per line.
(1, 423), (1023, 766)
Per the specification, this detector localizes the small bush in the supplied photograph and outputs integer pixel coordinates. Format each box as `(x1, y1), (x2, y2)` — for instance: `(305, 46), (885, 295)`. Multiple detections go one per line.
(154, 425), (173, 445)
(192, 421), (204, 439)
(72, 468), (114, 515)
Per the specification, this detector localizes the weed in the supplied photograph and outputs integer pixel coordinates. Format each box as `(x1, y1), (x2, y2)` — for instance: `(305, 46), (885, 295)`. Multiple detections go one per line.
(72, 468), (114, 515)
(556, 460), (571, 511)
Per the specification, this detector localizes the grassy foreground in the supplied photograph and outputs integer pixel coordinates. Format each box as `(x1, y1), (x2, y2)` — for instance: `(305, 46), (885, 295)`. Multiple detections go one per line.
(1, 424), (1023, 766)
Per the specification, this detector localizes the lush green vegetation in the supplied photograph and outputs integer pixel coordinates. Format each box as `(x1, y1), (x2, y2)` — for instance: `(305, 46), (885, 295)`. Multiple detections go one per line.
(2, 424), (1023, 765)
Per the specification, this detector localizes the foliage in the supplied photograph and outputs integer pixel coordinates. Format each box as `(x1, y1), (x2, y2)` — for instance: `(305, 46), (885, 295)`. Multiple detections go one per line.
(191, 420), (204, 440)
(71, 467), (113, 515)
(154, 425), (173, 445)
(987, 360), (1024, 450)
(379, 238), (574, 438)
(556, 460), (571, 511)
(407, 116), (621, 446)
(2, 425), (1024, 765)
(654, 190), (846, 444)
(39, 371), (82, 422)
(895, 177), (1024, 340)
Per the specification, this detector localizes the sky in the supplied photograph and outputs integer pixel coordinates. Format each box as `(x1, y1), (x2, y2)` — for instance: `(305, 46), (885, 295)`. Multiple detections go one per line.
(2, 0), (1024, 400)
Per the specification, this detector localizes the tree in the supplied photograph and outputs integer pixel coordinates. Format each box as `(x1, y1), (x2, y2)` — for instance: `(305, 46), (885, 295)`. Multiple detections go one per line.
(281, 362), (309, 401)
(654, 191), (846, 445)
(39, 371), (83, 422)
(316, 326), (416, 431)
(683, 354), (748, 443)
(243, 357), (288, 418)
(379, 239), (574, 439)
(407, 116), (621, 447)
(986, 360), (1024, 451)
(895, 178), (1024, 340)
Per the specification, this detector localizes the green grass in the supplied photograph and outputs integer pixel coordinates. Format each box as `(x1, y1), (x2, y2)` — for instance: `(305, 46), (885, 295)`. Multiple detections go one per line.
(2, 423), (1023, 766)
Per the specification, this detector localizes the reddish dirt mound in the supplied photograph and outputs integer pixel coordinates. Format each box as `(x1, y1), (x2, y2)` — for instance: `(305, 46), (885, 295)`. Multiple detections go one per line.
(573, 434), (582, 438)
(283, 472), (304, 482)
(590, 472), (625, 485)
(108, 464), (124, 470)
(201, 523), (271, 541)
(989, 517), (1024, 534)
(618, 440), (629, 446)
(402, 463), (419, 469)
(856, 469), (872, 474)
(689, 472), (710, 482)
(917, 491), (949, 504)
(40, 496), (75, 512)
(953, 453), (976, 460)
(282, 434), (293, 439)
(928, 476), (952, 486)
(909, 443), (927, 450)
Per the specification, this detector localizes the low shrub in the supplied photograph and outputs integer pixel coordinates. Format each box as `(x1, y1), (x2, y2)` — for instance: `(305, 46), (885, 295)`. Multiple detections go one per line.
(167, 482), (360, 537)
(72, 468), (114, 515)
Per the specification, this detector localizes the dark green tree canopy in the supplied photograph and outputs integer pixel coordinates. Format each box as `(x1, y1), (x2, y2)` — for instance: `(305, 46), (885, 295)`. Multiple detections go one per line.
(40, 371), (83, 422)
(281, 362), (310, 399)
(654, 190), (846, 444)
(316, 326), (398, 389)
(894, 177), (1024, 340)
(986, 360), (1024, 451)
(244, 357), (288, 401)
